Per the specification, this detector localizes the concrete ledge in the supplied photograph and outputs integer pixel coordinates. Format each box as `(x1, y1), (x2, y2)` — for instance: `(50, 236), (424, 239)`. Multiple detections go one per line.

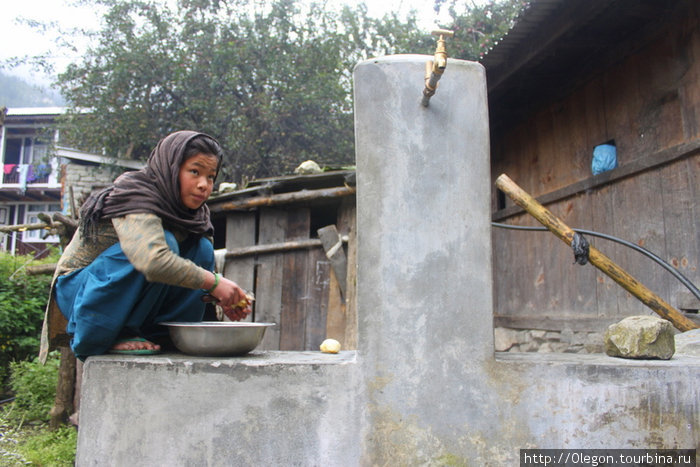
(495, 351), (700, 367)
(83, 349), (358, 367)
(77, 351), (362, 466)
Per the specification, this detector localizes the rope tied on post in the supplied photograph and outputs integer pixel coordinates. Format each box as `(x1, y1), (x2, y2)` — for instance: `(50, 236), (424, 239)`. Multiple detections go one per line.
(571, 232), (590, 265)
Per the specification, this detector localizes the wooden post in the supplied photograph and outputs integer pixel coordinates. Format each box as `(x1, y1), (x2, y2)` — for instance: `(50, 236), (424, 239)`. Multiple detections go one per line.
(318, 224), (349, 346)
(317, 225), (348, 300)
(495, 173), (698, 332)
(49, 347), (76, 429)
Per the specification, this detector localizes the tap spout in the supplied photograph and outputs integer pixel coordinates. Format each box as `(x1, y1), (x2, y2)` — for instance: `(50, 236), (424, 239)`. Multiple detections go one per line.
(422, 29), (454, 107)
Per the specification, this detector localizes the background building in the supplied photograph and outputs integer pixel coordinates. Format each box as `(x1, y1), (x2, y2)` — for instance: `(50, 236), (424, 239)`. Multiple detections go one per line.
(0, 107), (142, 255)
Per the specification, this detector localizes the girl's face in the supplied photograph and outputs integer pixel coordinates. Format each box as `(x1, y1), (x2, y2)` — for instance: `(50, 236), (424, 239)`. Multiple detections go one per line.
(179, 153), (218, 209)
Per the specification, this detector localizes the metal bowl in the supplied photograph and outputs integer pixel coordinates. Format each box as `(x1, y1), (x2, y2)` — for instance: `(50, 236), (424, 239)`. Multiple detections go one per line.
(160, 321), (275, 356)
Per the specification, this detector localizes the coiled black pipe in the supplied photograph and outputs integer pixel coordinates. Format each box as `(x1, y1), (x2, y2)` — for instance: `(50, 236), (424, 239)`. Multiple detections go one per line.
(492, 222), (700, 302)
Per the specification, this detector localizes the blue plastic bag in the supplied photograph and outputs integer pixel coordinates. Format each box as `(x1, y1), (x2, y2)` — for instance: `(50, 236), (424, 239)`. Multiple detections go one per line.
(592, 144), (617, 175)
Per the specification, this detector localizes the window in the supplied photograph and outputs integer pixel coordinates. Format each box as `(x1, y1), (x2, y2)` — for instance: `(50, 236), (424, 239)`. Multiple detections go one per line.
(23, 204), (62, 242)
(3, 132), (51, 184)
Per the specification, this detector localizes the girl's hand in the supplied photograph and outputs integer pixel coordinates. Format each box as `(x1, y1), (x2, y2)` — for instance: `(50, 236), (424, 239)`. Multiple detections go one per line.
(207, 273), (253, 321)
(221, 303), (251, 322)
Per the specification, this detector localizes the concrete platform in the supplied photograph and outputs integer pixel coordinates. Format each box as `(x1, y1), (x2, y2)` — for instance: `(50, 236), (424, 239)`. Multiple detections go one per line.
(77, 349), (700, 465)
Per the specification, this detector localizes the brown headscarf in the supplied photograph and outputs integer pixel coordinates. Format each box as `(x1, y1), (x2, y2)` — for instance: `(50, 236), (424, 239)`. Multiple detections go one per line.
(79, 131), (222, 241)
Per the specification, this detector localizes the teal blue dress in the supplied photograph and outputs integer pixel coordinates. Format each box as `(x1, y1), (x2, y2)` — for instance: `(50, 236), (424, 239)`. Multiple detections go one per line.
(55, 230), (213, 360)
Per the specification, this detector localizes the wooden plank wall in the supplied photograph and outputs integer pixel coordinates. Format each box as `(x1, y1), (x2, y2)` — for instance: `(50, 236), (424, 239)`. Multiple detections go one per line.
(222, 201), (357, 350)
(491, 8), (700, 331)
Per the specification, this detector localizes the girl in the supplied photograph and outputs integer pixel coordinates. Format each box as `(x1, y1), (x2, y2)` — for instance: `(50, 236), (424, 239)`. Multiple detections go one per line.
(40, 131), (250, 361)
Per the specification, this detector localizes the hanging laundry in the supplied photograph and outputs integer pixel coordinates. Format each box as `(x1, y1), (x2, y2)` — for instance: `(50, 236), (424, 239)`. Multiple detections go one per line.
(18, 164), (29, 193)
(26, 165), (36, 182)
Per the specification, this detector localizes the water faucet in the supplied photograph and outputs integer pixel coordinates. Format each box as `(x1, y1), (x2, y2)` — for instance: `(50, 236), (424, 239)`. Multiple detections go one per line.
(432, 29), (453, 70)
(422, 29), (454, 107)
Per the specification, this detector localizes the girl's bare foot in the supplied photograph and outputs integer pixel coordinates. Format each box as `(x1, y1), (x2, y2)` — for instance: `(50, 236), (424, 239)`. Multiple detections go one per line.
(111, 337), (161, 352)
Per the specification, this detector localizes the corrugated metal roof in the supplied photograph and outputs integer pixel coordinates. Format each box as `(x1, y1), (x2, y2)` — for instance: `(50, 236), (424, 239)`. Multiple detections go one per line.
(5, 107), (67, 116)
(480, 0), (565, 69)
(480, 0), (688, 131)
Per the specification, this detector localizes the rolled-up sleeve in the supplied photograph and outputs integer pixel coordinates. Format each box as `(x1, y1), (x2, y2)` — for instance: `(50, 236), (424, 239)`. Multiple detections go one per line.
(112, 213), (208, 290)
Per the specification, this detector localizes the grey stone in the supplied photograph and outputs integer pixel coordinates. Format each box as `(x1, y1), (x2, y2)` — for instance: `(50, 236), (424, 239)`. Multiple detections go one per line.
(494, 327), (519, 351)
(544, 331), (560, 340)
(675, 328), (700, 357)
(560, 329), (574, 344)
(584, 341), (604, 354)
(605, 315), (675, 359)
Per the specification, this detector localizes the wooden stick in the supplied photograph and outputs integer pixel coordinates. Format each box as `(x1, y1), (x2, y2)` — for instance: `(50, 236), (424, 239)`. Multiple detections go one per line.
(210, 186), (356, 212)
(52, 212), (79, 229)
(26, 263), (58, 275)
(495, 173), (698, 332)
(0, 222), (59, 233)
(317, 224), (348, 301)
(69, 186), (77, 219)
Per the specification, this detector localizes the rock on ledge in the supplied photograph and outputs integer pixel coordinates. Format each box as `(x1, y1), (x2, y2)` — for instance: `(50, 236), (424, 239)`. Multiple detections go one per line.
(604, 315), (675, 360)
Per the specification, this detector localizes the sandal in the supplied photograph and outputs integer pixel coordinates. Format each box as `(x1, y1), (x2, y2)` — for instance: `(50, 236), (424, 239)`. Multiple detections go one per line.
(108, 337), (161, 355)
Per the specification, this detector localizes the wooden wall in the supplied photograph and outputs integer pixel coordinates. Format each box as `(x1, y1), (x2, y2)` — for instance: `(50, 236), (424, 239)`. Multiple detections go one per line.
(220, 198), (357, 350)
(491, 6), (700, 331)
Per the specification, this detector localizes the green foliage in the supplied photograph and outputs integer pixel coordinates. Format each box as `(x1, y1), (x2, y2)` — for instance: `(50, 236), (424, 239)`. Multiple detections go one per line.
(435, 0), (529, 60)
(57, 0), (427, 181)
(0, 250), (59, 390)
(0, 353), (76, 466)
(7, 353), (60, 423)
(0, 420), (77, 467)
(16, 425), (77, 466)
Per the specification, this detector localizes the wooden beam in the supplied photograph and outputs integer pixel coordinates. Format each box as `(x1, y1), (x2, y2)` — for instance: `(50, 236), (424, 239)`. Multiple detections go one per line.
(221, 237), (347, 259)
(495, 173), (699, 332)
(493, 140), (700, 221)
(493, 315), (622, 333)
(210, 186), (356, 213)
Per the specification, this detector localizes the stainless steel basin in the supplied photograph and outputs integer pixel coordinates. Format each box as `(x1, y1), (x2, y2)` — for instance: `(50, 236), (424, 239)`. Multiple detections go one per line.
(160, 321), (275, 356)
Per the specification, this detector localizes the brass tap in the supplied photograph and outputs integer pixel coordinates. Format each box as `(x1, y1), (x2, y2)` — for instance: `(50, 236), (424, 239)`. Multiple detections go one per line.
(422, 29), (454, 107)
(432, 29), (453, 71)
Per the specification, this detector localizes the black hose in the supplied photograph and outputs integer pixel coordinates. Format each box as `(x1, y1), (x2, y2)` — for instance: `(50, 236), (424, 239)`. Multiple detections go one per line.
(492, 222), (700, 302)
(0, 397), (15, 405)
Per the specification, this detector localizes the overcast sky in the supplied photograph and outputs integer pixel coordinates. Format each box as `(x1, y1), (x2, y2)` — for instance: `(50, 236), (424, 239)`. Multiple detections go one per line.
(0, 0), (448, 85)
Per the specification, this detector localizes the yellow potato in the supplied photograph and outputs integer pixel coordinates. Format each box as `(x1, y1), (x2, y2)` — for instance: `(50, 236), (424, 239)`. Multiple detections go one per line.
(235, 293), (255, 308)
(320, 338), (341, 354)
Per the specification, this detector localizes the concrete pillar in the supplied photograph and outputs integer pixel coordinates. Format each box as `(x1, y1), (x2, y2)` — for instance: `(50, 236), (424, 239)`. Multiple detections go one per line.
(354, 55), (495, 461)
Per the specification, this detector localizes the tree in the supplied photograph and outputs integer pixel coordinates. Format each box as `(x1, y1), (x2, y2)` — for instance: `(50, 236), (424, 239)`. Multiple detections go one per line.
(57, 0), (426, 181)
(434, 0), (529, 61)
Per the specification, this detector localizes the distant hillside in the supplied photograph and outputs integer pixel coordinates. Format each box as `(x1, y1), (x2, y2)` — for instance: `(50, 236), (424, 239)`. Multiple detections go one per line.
(0, 70), (64, 107)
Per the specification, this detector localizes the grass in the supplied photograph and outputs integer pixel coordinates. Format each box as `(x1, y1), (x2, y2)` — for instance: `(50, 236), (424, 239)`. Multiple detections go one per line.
(0, 409), (77, 467)
(0, 413), (77, 467)
(0, 350), (77, 466)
